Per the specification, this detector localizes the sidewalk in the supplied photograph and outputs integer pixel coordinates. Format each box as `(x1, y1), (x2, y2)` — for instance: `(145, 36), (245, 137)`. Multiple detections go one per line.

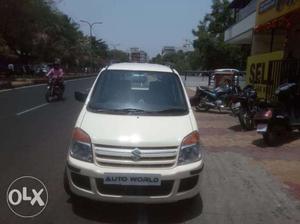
(186, 88), (300, 201)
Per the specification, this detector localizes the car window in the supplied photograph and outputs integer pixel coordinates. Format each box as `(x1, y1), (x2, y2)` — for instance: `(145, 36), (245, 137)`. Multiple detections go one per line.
(88, 70), (188, 115)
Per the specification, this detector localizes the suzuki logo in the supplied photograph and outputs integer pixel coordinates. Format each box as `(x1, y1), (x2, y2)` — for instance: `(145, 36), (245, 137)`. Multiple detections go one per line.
(131, 148), (141, 161)
(6, 176), (48, 218)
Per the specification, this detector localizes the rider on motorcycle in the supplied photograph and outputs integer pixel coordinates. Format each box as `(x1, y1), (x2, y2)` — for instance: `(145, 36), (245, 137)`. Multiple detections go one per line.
(46, 60), (65, 92)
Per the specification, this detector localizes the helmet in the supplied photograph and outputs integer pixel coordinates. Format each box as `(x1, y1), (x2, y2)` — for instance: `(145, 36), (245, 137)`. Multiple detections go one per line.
(53, 59), (61, 69)
(54, 58), (61, 66)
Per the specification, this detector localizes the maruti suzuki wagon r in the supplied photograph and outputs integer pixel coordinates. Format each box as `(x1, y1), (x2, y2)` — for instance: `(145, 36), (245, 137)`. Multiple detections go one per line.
(64, 63), (204, 203)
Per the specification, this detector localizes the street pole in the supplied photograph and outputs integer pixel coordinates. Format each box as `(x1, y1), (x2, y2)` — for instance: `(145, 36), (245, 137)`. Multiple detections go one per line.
(80, 20), (102, 72)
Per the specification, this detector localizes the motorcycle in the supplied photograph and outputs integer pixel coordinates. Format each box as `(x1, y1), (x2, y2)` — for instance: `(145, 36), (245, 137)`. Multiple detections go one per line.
(45, 78), (64, 102)
(254, 83), (300, 146)
(235, 85), (260, 130)
(191, 85), (241, 112)
(229, 85), (270, 130)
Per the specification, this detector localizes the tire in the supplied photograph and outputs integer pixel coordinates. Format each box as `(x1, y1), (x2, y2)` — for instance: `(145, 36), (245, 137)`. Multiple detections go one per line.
(263, 124), (288, 146)
(45, 90), (52, 103)
(238, 109), (254, 130)
(229, 102), (239, 117)
(229, 102), (235, 115)
(197, 98), (210, 112)
(203, 106), (210, 112)
(58, 92), (64, 101)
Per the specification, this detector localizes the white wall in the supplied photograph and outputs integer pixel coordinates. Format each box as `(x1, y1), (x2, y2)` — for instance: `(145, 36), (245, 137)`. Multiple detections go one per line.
(224, 12), (256, 44)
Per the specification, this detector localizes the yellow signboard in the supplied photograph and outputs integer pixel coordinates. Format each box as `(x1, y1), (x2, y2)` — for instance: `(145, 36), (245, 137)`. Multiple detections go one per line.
(256, 0), (300, 25)
(246, 51), (284, 98)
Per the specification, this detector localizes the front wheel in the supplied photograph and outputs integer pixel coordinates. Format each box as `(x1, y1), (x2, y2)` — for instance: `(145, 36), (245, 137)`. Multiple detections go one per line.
(45, 90), (52, 103)
(196, 98), (210, 112)
(229, 102), (240, 117)
(238, 109), (254, 130)
(263, 124), (288, 146)
(57, 91), (64, 101)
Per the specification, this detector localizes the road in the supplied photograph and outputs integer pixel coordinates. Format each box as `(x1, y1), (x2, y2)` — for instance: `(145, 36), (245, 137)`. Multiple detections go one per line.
(0, 77), (300, 224)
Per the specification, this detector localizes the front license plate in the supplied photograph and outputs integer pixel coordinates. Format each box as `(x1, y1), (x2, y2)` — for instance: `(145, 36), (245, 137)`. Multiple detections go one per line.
(103, 173), (161, 186)
(257, 123), (268, 132)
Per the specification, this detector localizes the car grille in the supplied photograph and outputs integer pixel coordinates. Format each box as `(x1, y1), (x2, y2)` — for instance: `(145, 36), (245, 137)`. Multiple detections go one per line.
(93, 144), (178, 168)
(96, 178), (174, 196)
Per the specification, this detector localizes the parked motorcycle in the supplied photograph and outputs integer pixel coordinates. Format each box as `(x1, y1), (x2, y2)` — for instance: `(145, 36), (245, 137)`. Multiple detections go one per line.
(235, 85), (259, 130)
(45, 78), (64, 102)
(191, 85), (241, 112)
(254, 83), (300, 146)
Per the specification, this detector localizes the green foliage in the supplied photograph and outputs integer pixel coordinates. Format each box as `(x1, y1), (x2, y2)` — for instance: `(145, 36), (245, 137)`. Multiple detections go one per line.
(151, 50), (193, 73)
(108, 49), (129, 63)
(0, 0), (112, 69)
(192, 0), (249, 70)
(151, 0), (249, 71)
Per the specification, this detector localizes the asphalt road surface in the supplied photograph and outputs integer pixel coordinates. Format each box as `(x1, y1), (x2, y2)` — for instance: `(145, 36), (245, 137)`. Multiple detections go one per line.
(0, 77), (300, 224)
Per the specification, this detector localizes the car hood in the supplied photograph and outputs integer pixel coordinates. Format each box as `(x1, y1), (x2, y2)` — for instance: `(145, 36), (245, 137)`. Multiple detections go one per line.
(80, 111), (193, 147)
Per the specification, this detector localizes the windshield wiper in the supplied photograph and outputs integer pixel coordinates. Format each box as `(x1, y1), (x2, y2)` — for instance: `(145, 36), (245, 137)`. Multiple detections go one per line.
(114, 108), (147, 114)
(88, 106), (107, 112)
(88, 105), (146, 114)
(88, 105), (186, 115)
(87, 104), (112, 113)
(154, 108), (187, 113)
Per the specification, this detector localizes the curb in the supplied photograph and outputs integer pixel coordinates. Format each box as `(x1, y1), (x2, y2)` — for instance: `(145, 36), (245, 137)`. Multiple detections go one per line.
(0, 74), (97, 90)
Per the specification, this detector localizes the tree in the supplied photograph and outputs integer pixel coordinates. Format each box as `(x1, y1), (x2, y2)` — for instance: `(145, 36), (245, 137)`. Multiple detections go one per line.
(192, 0), (249, 70)
(151, 50), (193, 73)
(108, 49), (129, 63)
(0, 0), (109, 70)
(90, 37), (108, 67)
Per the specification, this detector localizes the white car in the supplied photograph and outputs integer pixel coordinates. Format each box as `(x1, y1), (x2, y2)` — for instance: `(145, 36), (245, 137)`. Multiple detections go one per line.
(64, 63), (204, 203)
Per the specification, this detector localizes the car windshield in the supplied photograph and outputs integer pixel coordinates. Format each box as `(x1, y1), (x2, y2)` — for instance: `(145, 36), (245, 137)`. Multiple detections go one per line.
(88, 70), (188, 115)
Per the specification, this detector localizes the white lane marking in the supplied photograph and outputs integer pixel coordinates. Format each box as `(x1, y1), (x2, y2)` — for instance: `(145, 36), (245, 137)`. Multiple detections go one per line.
(15, 84), (46, 90)
(16, 103), (49, 116)
(65, 77), (95, 83)
(0, 89), (12, 93)
(0, 76), (95, 94)
(0, 84), (46, 93)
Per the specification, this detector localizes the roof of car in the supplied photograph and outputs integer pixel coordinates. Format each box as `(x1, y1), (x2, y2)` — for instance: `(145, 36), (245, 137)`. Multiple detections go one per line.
(107, 63), (174, 73)
(214, 68), (240, 72)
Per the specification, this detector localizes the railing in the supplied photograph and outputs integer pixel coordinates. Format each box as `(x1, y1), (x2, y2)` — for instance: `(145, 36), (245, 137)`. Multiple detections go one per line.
(266, 59), (300, 100)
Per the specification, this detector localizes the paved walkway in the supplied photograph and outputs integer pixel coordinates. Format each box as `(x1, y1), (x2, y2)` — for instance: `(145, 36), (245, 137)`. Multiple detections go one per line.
(187, 88), (300, 201)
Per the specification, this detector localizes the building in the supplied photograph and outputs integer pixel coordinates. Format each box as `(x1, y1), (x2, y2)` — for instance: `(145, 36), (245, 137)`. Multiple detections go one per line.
(162, 46), (176, 56)
(226, 0), (300, 100)
(224, 0), (257, 45)
(139, 51), (148, 63)
(129, 48), (148, 63)
(247, 0), (300, 100)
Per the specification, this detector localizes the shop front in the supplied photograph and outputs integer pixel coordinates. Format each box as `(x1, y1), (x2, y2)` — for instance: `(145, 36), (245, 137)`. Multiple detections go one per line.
(247, 0), (300, 100)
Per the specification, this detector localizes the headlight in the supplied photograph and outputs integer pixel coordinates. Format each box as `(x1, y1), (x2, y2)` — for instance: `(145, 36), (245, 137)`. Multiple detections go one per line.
(69, 128), (93, 163)
(178, 131), (202, 165)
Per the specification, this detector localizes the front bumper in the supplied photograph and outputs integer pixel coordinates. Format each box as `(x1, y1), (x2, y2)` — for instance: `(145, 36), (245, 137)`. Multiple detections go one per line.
(66, 156), (204, 204)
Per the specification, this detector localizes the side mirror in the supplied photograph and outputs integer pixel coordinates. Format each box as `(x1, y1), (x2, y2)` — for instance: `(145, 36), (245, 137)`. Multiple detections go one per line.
(74, 91), (88, 102)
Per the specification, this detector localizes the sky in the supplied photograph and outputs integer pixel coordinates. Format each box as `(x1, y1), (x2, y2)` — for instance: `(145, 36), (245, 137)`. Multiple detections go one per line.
(57, 0), (212, 58)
